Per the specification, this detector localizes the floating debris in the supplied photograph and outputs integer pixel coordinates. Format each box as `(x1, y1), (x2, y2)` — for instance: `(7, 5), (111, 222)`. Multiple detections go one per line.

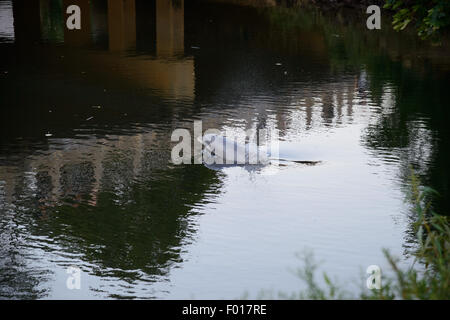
(45, 132), (52, 137)
(275, 63), (282, 66)
(91, 105), (101, 109)
(191, 46), (200, 49)
(86, 116), (94, 121)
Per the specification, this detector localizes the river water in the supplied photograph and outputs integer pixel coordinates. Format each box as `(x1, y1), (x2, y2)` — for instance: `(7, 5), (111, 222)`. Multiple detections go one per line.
(0, 0), (449, 299)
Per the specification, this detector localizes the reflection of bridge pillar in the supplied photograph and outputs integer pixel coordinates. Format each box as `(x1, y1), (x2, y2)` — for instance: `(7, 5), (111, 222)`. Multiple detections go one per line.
(0, 168), (17, 206)
(48, 151), (62, 202)
(90, 0), (108, 46)
(156, 0), (184, 56)
(89, 141), (106, 206)
(305, 97), (314, 129)
(276, 111), (287, 135)
(12, 0), (41, 44)
(347, 85), (354, 117)
(336, 90), (343, 121)
(131, 134), (144, 177)
(321, 92), (334, 124)
(108, 0), (136, 51)
(40, 0), (64, 44)
(63, 0), (91, 46)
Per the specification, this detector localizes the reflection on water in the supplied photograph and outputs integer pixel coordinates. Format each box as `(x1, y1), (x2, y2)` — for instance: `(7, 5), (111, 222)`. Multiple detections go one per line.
(0, 0), (449, 299)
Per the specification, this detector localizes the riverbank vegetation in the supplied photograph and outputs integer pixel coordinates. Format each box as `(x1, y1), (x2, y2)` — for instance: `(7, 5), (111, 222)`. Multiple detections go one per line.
(292, 172), (450, 299)
(383, 0), (450, 40)
(365, 173), (449, 299)
(265, 0), (450, 41)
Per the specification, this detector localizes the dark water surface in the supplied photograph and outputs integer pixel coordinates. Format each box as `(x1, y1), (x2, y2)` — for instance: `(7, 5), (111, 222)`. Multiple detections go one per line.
(1, 0), (449, 299)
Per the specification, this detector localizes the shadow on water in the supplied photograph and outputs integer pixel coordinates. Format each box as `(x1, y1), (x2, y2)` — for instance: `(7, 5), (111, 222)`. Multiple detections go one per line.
(0, 0), (449, 298)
